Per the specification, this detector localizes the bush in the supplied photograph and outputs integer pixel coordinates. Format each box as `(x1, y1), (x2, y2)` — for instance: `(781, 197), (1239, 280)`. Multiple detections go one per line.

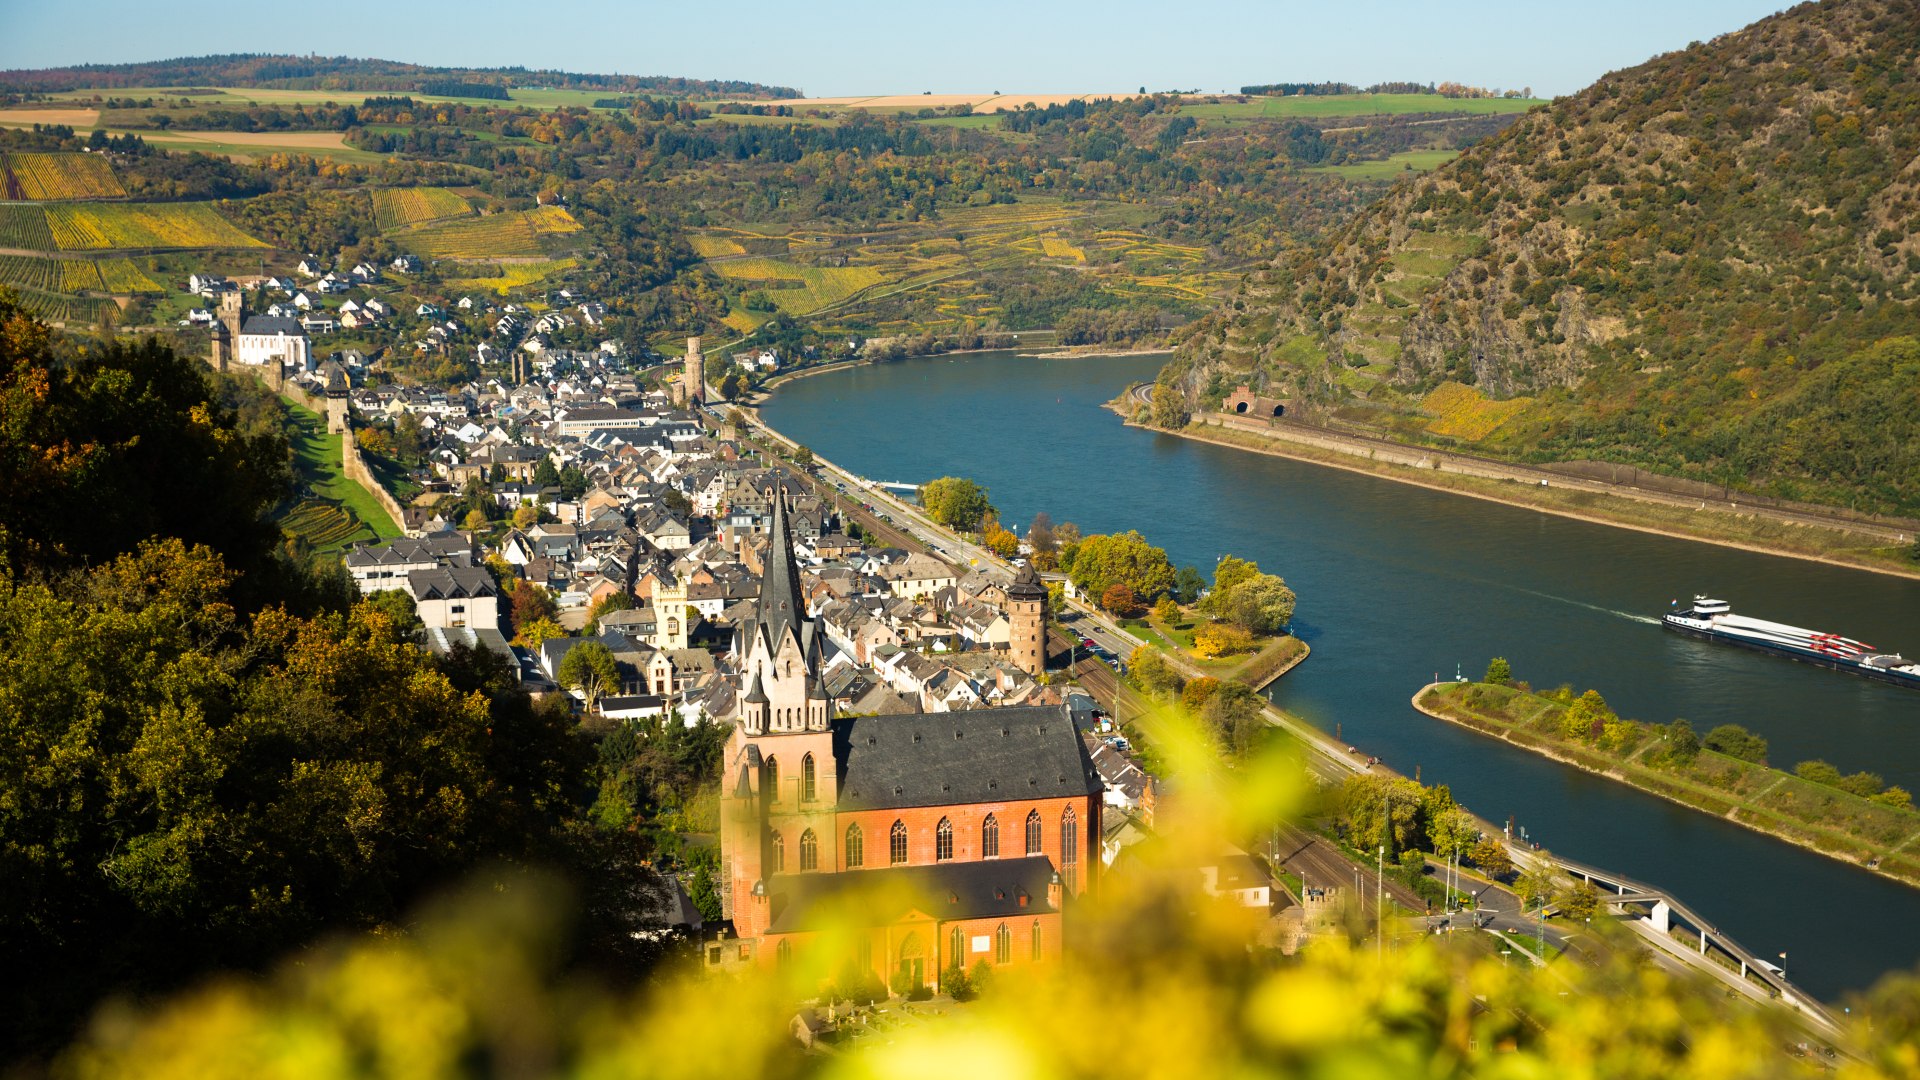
(1702, 723), (1768, 764)
(1193, 621), (1255, 658)
(940, 963), (976, 1002)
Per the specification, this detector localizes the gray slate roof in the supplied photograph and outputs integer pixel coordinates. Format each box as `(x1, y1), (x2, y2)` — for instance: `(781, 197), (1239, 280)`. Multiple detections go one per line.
(764, 855), (1057, 934)
(835, 704), (1099, 812)
(240, 315), (307, 336)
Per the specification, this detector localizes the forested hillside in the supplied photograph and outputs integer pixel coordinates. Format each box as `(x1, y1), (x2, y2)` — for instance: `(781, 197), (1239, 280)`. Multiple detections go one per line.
(1164, 0), (1920, 514)
(0, 54), (798, 98)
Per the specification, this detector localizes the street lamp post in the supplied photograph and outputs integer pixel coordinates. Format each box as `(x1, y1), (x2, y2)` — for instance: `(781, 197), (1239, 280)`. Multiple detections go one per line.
(1376, 844), (1386, 961)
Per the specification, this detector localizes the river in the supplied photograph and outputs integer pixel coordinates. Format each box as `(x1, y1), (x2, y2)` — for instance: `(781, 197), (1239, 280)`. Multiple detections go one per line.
(759, 348), (1920, 999)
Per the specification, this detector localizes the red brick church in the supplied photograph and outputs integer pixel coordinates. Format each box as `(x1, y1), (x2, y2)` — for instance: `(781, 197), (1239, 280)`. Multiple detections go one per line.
(718, 491), (1102, 992)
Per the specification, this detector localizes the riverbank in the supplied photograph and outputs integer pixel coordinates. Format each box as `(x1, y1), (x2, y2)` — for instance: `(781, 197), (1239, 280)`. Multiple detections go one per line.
(1124, 410), (1920, 582)
(1415, 680), (1920, 892)
(1024, 345), (1172, 360)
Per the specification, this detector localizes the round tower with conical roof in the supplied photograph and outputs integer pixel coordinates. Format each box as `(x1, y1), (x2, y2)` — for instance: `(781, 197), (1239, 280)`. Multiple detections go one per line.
(1008, 561), (1048, 676)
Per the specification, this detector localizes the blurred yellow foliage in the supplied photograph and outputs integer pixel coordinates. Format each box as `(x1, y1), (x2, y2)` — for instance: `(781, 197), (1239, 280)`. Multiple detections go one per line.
(55, 708), (1891, 1080)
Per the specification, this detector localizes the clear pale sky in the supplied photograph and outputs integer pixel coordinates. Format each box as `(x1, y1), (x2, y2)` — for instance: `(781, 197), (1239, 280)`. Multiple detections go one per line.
(0, 0), (1792, 99)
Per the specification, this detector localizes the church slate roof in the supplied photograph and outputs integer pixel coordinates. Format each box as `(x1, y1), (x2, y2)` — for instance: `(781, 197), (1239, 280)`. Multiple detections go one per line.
(834, 704), (1100, 812)
(763, 855), (1058, 934)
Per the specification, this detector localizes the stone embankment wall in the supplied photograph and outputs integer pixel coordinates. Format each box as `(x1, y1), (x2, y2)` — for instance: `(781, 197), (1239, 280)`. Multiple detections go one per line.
(205, 354), (404, 533)
(340, 426), (410, 534)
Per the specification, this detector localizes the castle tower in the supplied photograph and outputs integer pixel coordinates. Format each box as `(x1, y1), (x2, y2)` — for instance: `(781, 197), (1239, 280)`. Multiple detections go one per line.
(208, 318), (231, 372)
(654, 574), (691, 651)
(1008, 561), (1048, 676)
(684, 335), (703, 408)
(217, 289), (244, 342)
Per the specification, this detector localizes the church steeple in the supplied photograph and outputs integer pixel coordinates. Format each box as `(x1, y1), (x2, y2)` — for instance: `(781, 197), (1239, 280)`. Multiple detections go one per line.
(732, 479), (831, 735)
(755, 482), (806, 651)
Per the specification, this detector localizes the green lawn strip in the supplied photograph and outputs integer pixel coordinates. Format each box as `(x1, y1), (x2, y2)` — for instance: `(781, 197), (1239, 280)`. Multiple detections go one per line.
(1422, 682), (1920, 885)
(282, 400), (401, 539)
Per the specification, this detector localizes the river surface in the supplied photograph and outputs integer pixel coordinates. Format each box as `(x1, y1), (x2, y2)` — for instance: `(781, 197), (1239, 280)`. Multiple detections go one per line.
(761, 349), (1920, 999)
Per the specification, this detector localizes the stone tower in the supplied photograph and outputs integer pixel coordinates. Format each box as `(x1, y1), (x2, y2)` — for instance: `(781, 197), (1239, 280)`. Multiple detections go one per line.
(217, 289), (244, 342)
(684, 335), (703, 408)
(654, 573), (691, 651)
(1008, 561), (1048, 676)
(208, 318), (231, 372)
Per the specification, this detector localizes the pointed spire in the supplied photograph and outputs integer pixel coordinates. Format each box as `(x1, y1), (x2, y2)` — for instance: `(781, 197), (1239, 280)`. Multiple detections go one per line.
(754, 480), (806, 648)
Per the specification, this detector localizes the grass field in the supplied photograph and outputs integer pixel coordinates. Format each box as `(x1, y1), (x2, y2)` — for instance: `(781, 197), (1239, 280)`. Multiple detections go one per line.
(38, 202), (264, 251)
(446, 257), (577, 294)
(1308, 148), (1459, 180)
(2, 153), (126, 199)
(709, 257), (886, 315)
(283, 400), (401, 542)
(1182, 94), (1542, 119)
(407, 206), (579, 259)
(373, 186), (473, 231)
(1420, 381), (1531, 441)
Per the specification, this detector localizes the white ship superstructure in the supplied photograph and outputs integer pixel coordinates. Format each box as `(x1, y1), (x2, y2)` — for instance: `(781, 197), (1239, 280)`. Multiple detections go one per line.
(1663, 597), (1920, 688)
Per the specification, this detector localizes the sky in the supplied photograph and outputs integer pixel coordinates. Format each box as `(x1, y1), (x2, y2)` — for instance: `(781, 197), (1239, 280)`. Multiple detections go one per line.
(0, 0), (1794, 99)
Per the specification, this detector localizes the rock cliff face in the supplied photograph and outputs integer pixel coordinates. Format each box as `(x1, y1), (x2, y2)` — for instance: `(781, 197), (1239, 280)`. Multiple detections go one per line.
(1164, 0), (1920, 513)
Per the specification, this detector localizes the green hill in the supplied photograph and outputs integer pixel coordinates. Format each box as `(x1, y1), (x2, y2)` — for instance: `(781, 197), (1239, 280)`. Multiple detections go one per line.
(1164, 0), (1920, 514)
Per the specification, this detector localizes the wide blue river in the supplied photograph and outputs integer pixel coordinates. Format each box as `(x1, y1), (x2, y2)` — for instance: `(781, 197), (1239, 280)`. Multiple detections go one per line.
(761, 349), (1920, 999)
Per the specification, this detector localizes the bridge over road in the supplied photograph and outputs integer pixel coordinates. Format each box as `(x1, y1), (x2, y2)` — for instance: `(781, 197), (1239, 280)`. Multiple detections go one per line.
(1549, 852), (1842, 1037)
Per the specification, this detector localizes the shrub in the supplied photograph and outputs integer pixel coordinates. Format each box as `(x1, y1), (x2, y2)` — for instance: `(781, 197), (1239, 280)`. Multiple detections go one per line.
(1193, 622), (1255, 658)
(1702, 723), (1768, 764)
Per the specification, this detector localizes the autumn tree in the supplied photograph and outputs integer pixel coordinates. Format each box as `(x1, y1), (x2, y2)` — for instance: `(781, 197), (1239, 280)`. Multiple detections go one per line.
(1101, 582), (1138, 616)
(1182, 676), (1222, 713)
(0, 294), (288, 594)
(509, 583), (560, 637)
(918, 476), (994, 531)
(558, 641), (622, 712)
(586, 591), (634, 635)
(1193, 621), (1254, 658)
(1469, 838), (1513, 879)
(0, 540), (586, 1055)
(1127, 646), (1183, 697)
(983, 523), (1019, 559)
(1068, 530), (1176, 603)
(1485, 657), (1513, 685)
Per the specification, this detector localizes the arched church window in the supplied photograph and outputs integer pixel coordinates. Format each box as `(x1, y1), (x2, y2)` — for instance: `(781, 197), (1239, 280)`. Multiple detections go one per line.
(762, 756), (778, 803)
(890, 820), (908, 865)
(771, 831), (785, 872)
(799, 829), (817, 871)
(981, 814), (999, 859)
(935, 818), (953, 861)
(1061, 805), (1079, 892)
(845, 823), (864, 868)
(802, 753), (817, 802)
(1025, 810), (1042, 855)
